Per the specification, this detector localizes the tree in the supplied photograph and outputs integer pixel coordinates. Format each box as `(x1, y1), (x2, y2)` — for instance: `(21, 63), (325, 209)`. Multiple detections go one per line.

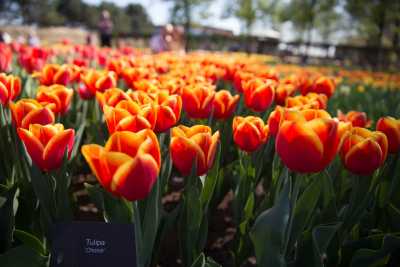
(125, 4), (154, 35)
(345, 0), (400, 48)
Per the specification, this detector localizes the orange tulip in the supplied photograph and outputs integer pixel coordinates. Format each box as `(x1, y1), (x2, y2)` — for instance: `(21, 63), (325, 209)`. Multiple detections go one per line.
(242, 78), (276, 112)
(376, 116), (400, 154)
(268, 106), (331, 136)
(212, 90), (240, 120)
(340, 127), (388, 175)
(82, 130), (161, 201)
(276, 111), (340, 173)
(275, 83), (296, 106)
(301, 76), (335, 98)
(18, 124), (74, 171)
(233, 116), (269, 152)
(81, 70), (117, 95)
(36, 85), (74, 115)
(150, 90), (182, 133)
(337, 110), (371, 128)
(286, 93), (327, 110)
(0, 73), (21, 105)
(9, 99), (55, 129)
(96, 88), (131, 109)
(103, 100), (157, 134)
(33, 64), (72, 86)
(170, 125), (219, 176)
(182, 83), (215, 119)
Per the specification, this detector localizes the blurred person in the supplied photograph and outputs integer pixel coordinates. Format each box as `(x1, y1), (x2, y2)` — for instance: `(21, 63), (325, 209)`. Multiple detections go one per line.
(98, 10), (113, 47)
(28, 31), (40, 47)
(86, 33), (94, 46)
(0, 31), (4, 43)
(150, 26), (168, 53)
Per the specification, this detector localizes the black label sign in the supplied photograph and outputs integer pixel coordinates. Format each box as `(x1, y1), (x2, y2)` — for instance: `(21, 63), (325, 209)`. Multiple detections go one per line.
(50, 222), (136, 267)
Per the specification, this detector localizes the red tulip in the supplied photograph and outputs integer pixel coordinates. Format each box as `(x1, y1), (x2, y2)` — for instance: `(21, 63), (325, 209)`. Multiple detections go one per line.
(18, 124), (74, 171)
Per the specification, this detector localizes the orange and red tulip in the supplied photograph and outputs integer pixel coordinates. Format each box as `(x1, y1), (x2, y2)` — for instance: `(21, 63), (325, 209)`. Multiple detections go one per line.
(103, 100), (156, 134)
(301, 76), (335, 98)
(376, 116), (400, 154)
(81, 70), (117, 95)
(233, 116), (269, 152)
(18, 124), (74, 171)
(276, 111), (340, 173)
(275, 83), (296, 106)
(182, 83), (215, 119)
(96, 88), (131, 109)
(0, 73), (21, 105)
(337, 110), (371, 128)
(82, 129), (161, 201)
(212, 90), (239, 120)
(242, 78), (276, 112)
(36, 85), (74, 115)
(33, 64), (72, 86)
(150, 90), (182, 132)
(286, 93), (327, 110)
(9, 99), (55, 129)
(340, 127), (388, 175)
(170, 125), (219, 176)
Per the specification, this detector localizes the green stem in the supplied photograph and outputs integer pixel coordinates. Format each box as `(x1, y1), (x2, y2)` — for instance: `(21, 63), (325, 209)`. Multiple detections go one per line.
(283, 171), (300, 257)
(133, 201), (144, 267)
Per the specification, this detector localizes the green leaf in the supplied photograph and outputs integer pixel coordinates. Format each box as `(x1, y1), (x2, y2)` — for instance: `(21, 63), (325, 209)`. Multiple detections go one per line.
(85, 183), (132, 223)
(103, 190), (132, 223)
(312, 223), (341, 267)
(350, 235), (400, 267)
(14, 229), (46, 256)
(84, 182), (105, 212)
(0, 245), (48, 267)
(200, 143), (221, 210)
(191, 253), (222, 267)
(139, 177), (162, 266)
(70, 121), (86, 160)
(250, 170), (291, 267)
(289, 176), (322, 252)
(0, 185), (18, 253)
(0, 197), (6, 208)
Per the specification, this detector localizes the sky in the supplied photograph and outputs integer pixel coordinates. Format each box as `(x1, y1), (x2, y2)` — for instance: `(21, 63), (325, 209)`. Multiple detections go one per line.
(83, 0), (242, 34)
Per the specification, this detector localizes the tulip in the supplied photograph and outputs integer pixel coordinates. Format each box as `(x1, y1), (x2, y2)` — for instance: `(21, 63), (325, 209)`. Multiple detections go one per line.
(309, 76), (336, 98)
(212, 90), (240, 120)
(242, 78), (276, 112)
(103, 100), (156, 133)
(300, 76), (335, 98)
(233, 116), (269, 152)
(376, 116), (400, 154)
(150, 90), (182, 132)
(10, 99), (55, 129)
(286, 93), (327, 110)
(182, 83), (215, 119)
(340, 127), (388, 175)
(275, 83), (296, 106)
(36, 85), (74, 115)
(337, 110), (371, 128)
(18, 124), (74, 171)
(81, 129), (161, 201)
(170, 125), (219, 176)
(268, 107), (331, 136)
(276, 113), (340, 173)
(81, 70), (117, 95)
(33, 64), (72, 86)
(96, 88), (131, 109)
(0, 44), (12, 72)
(233, 71), (253, 92)
(0, 74), (21, 105)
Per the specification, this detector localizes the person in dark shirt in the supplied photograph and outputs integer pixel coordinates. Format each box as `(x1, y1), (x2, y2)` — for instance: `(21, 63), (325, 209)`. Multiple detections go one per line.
(98, 10), (113, 47)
